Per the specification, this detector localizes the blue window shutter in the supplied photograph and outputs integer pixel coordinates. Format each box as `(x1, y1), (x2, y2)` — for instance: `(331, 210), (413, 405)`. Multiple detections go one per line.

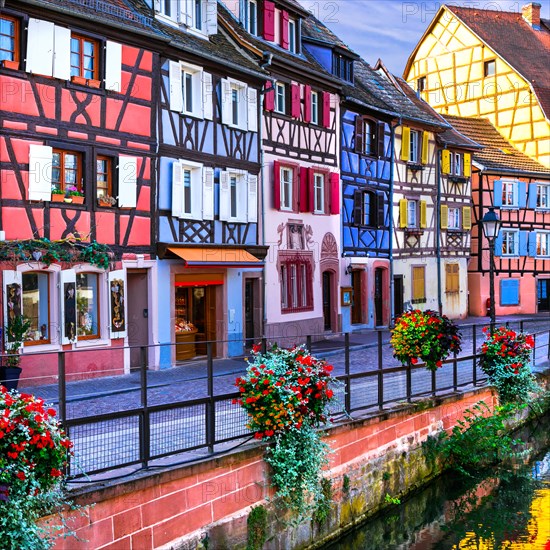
(528, 183), (538, 208)
(518, 181), (527, 208)
(493, 180), (502, 207)
(528, 232), (537, 257)
(500, 279), (519, 306)
(494, 233), (503, 256)
(519, 231), (528, 256)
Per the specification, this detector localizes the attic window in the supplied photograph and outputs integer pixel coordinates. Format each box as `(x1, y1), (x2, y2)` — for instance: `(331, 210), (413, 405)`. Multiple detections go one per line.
(484, 60), (495, 77)
(332, 53), (353, 82)
(417, 77), (426, 93)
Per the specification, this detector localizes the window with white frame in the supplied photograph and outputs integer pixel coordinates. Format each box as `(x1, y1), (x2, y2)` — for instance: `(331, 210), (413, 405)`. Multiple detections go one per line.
(364, 120), (376, 155)
(275, 82), (286, 114)
(502, 229), (519, 256)
(219, 170), (257, 223)
(280, 166), (293, 210)
(169, 61), (206, 119)
(453, 153), (462, 176)
(310, 91), (319, 125)
(288, 18), (297, 53)
(448, 207), (460, 230)
(221, 78), (248, 130)
(409, 130), (420, 163)
(407, 199), (417, 228)
(243, 0), (258, 35)
(536, 232), (550, 256)
(22, 272), (50, 345)
(76, 272), (100, 339)
(171, 160), (206, 220)
(536, 183), (550, 209)
(156, 0), (207, 31)
(502, 180), (518, 207)
(313, 172), (325, 214)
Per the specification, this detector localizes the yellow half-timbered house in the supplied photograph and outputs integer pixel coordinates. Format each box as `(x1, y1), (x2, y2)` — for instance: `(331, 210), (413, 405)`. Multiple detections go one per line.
(404, 3), (550, 168)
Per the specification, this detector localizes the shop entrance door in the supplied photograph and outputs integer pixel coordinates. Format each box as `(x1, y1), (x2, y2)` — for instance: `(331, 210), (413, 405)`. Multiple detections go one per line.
(322, 271), (332, 331)
(351, 270), (362, 325)
(375, 268), (384, 326)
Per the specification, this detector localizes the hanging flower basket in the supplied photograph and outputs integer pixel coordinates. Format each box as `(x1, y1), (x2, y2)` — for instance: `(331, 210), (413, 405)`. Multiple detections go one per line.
(391, 309), (462, 371)
(478, 326), (538, 403)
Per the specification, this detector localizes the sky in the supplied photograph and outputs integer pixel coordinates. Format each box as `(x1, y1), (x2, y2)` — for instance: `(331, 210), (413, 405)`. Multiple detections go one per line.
(300, 0), (550, 75)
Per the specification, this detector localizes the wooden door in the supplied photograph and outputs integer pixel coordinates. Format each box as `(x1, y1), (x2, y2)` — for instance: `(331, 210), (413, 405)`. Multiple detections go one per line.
(393, 275), (404, 321)
(322, 271), (332, 331)
(375, 268), (384, 326)
(351, 270), (362, 325)
(127, 270), (149, 371)
(538, 279), (550, 312)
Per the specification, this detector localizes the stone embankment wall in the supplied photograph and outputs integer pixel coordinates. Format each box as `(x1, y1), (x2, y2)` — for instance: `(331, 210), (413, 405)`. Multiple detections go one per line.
(45, 386), (502, 549)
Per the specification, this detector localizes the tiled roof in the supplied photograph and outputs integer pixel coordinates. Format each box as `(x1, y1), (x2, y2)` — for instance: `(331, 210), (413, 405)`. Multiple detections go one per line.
(446, 5), (550, 118)
(301, 13), (357, 55)
(443, 115), (550, 174)
(217, 3), (339, 85)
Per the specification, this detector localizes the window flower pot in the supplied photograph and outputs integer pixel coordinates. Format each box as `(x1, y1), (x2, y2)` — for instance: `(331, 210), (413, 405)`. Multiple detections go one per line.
(87, 78), (101, 88)
(2, 59), (19, 70)
(51, 194), (65, 202)
(71, 75), (87, 86)
(71, 196), (85, 204)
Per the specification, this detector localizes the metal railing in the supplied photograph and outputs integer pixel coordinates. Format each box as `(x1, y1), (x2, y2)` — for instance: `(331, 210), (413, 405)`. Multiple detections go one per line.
(4, 318), (549, 479)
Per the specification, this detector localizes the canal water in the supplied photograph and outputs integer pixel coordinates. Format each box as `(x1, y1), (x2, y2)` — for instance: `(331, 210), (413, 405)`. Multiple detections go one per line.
(325, 427), (550, 549)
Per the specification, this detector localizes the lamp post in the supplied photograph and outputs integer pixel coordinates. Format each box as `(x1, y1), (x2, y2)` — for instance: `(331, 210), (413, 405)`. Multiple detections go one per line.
(481, 207), (501, 331)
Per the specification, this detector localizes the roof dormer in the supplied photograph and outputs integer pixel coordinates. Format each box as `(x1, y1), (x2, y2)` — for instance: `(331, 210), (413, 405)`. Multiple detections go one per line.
(154, 0), (217, 37)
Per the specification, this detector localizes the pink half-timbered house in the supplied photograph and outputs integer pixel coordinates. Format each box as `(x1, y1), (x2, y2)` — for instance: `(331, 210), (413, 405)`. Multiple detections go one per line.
(220, 0), (342, 340)
(444, 116), (550, 316)
(0, 0), (156, 382)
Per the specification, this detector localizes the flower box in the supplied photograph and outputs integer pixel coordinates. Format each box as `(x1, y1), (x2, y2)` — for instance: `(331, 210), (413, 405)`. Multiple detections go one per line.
(51, 194), (65, 202)
(87, 78), (101, 88)
(71, 195), (84, 204)
(1, 59), (19, 70)
(71, 75), (87, 86)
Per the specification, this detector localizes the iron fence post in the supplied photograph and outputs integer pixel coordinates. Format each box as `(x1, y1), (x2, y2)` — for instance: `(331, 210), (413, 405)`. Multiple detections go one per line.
(472, 324), (477, 387)
(344, 333), (351, 414)
(206, 341), (215, 453)
(533, 333), (537, 367)
(140, 346), (150, 468)
(453, 351), (458, 392)
(406, 360), (412, 403)
(377, 331), (384, 410)
(57, 351), (67, 425)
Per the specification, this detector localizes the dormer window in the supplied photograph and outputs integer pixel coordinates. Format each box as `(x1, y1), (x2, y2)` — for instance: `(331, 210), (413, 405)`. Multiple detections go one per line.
(332, 53), (353, 82)
(288, 18), (296, 53)
(245, 0), (258, 35)
(155, 0), (215, 34)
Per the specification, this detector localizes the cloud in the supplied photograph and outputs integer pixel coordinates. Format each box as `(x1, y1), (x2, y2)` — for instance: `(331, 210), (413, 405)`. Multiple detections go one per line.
(300, 0), (550, 73)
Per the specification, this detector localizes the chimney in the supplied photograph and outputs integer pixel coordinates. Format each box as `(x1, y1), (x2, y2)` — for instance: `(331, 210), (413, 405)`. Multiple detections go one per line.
(522, 3), (541, 28)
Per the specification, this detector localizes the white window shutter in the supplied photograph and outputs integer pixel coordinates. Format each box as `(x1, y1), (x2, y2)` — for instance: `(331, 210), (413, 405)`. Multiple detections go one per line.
(221, 79), (232, 125)
(59, 269), (77, 344)
(3, 271), (23, 350)
(109, 270), (127, 339)
(118, 156), (137, 208)
(105, 41), (122, 92)
(202, 72), (213, 121)
(191, 168), (203, 220)
(53, 26), (71, 80)
(182, 0), (193, 25)
(203, 167), (214, 220)
(26, 19), (55, 76)
(247, 87), (258, 132)
(154, 0), (161, 11)
(247, 174), (258, 222)
(238, 85), (248, 130)
(169, 61), (183, 112)
(172, 161), (184, 218)
(219, 171), (230, 221)
(28, 145), (53, 201)
(204, 0), (218, 35)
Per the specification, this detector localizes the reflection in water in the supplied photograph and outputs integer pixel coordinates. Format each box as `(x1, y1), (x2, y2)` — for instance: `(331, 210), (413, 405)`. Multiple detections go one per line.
(325, 449), (550, 550)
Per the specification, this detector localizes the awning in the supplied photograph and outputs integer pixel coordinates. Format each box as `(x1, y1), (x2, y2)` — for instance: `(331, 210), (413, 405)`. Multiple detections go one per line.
(166, 246), (263, 268)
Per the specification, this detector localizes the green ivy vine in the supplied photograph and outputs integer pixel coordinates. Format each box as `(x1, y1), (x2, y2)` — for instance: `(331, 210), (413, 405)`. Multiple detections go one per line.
(0, 238), (113, 270)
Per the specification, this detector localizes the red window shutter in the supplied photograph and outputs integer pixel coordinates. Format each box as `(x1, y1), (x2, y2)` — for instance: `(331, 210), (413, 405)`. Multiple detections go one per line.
(273, 160), (281, 210)
(264, 81), (274, 111)
(304, 85), (311, 123)
(322, 92), (331, 128)
(330, 172), (340, 215)
(281, 10), (289, 49)
(299, 167), (309, 212)
(263, 1), (275, 41)
(291, 83), (301, 119)
(292, 166), (300, 211)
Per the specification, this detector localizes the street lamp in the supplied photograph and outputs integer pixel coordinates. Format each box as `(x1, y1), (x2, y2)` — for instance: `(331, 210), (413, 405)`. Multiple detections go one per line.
(481, 207), (501, 330)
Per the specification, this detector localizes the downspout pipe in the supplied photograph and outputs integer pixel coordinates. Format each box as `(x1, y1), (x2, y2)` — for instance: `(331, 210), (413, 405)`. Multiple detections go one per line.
(389, 118), (399, 326)
(436, 148), (443, 315)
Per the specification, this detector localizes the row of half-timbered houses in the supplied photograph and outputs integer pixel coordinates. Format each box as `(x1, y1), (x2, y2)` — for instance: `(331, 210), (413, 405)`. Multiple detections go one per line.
(1, 0), (548, 382)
